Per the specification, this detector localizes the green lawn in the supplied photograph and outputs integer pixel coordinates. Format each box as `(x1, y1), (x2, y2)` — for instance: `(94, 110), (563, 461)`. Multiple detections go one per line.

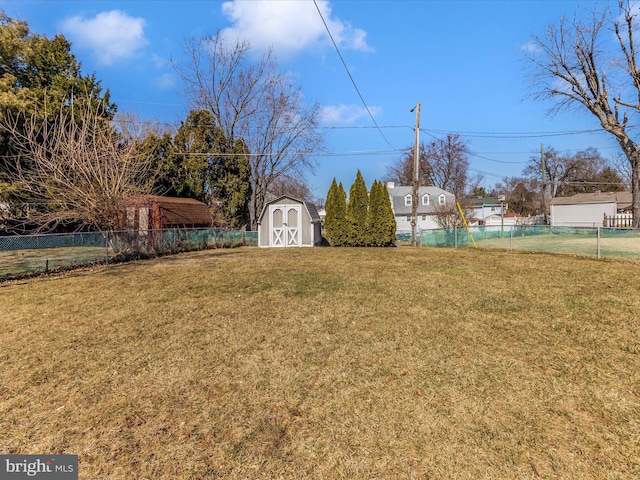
(475, 231), (640, 260)
(0, 246), (107, 278)
(2, 247), (640, 478)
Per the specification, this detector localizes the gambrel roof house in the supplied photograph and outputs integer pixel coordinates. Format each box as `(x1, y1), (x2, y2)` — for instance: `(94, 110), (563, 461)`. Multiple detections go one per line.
(258, 195), (322, 247)
(386, 182), (456, 232)
(550, 191), (632, 227)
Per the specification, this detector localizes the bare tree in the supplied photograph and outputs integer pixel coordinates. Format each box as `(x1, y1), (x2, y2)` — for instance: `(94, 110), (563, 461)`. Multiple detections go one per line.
(432, 203), (462, 229)
(175, 33), (323, 228)
(523, 147), (620, 197)
(384, 134), (470, 201)
(432, 202), (475, 229)
(526, 0), (640, 226)
(0, 99), (155, 231)
(267, 174), (312, 201)
(424, 134), (470, 201)
(610, 151), (633, 189)
(383, 144), (429, 186)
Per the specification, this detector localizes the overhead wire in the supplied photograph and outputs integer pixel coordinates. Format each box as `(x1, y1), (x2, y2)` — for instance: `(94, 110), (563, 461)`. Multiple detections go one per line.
(112, 105), (627, 181)
(311, 0), (395, 150)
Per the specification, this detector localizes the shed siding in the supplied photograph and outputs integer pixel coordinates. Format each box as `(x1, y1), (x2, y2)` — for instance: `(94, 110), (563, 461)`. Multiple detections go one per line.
(551, 202), (616, 227)
(258, 196), (319, 247)
(259, 213), (271, 246)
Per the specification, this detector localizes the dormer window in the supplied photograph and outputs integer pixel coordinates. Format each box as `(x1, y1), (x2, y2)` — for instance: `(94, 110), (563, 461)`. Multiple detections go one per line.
(421, 194), (430, 206)
(438, 194), (446, 206)
(404, 194), (412, 206)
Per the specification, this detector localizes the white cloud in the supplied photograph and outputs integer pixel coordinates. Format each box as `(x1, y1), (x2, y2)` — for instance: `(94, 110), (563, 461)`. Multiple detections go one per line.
(320, 104), (379, 125)
(151, 54), (169, 69)
(60, 10), (148, 65)
(520, 41), (541, 54)
(153, 72), (177, 90)
(220, 0), (372, 57)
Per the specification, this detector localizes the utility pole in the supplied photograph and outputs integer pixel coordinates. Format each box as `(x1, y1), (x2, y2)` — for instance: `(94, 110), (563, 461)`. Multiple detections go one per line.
(540, 143), (547, 224)
(411, 102), (421, 247)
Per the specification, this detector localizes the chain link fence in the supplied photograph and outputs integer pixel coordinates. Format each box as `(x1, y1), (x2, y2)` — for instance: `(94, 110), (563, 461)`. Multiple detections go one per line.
(5, 225), (639, 281)
(0, 228), (258, 280)
(398, 225), (640, 261)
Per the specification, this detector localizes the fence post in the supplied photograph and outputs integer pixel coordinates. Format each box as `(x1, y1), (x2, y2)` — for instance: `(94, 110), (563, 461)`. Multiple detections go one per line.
(510, 227), (513, 251)
(173, 228), (177, 254)
(454, 226), (458, 248)
(597, 227), (601, 259)
(105, 230), (109, 264)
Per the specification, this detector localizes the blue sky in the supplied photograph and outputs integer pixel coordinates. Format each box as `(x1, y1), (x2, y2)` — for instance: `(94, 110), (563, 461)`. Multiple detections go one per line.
(0, 0), (626, 200)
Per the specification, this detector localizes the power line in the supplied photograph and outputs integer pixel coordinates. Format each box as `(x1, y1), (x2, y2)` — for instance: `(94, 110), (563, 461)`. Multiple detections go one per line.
(422, 126), (638, 139)
(312, 0), (395, 150)
(113, 115), (630, 144)
(153, 148), (405, 158)
(468, 152), (529, 165)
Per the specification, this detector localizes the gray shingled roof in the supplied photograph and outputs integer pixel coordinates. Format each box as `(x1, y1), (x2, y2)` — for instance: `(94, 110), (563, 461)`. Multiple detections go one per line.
(257, 195), (322, 224)
(550, 191), (631, 208)
(304, 202), (322, 223)
(464, 196), (503, 206)
(387, 186), (456, 215)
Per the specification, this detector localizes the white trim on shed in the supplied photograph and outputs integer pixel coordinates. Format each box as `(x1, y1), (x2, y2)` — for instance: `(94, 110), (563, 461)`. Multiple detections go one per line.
(257, 195), (322, 247)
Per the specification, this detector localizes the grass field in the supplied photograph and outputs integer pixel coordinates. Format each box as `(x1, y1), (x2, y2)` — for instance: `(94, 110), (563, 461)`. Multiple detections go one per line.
(2, 247), (640, 478)
(0, 246), (107, 278)
(475, 231), (640, 260)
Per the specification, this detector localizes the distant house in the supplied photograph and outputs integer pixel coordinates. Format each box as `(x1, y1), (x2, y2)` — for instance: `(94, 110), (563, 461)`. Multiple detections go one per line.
(463, 196), (507, 225)
(122, 195), (213, 231)
(550, 191), (632, 227)
(484, 212), (520, 227)
(258, 195), (322, 247)
(386, 182), (456, 232)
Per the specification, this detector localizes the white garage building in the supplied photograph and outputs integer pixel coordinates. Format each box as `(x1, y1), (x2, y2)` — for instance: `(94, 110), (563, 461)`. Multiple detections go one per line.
(550, 191), (632, 227)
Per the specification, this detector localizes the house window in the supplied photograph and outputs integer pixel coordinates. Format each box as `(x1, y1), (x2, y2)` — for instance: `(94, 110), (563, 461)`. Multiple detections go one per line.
(421, 215), (426, 221)
(404, 194), (412, 206)
(491, 206), (497, 212)
(438, 194), (446, 206)
(422, 194), (430, 206)
(406, 215), (412, 222)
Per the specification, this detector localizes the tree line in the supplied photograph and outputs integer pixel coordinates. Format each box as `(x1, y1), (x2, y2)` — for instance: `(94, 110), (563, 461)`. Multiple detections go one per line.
(4, 0), (640, 233)
(0, 13), (320, 234)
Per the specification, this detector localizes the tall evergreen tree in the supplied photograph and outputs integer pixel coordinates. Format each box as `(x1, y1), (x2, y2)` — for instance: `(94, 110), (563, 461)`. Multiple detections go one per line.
(346, 170), (369, 246)
(367, 180), (396, 247)
(367, 180), (397, 246)
(324, 178), (347, 246)
(210, 136), (252, 229)
(156, 110), (252, 228)
(0, 13), (116, 123)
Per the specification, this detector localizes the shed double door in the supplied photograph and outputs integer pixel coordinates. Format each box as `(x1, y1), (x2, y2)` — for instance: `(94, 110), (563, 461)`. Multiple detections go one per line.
(269, 204), (302, 247)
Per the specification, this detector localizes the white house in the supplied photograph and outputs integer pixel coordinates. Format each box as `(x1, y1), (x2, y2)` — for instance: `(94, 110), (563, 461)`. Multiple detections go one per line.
(550, 191), (632, 227)
(484, 212), (520, 227)
(464, 196), (507, 225)
(386, 183), (456, 233)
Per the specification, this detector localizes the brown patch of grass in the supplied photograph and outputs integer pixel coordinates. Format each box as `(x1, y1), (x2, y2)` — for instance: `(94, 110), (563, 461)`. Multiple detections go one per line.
(2, 247), (640, 478)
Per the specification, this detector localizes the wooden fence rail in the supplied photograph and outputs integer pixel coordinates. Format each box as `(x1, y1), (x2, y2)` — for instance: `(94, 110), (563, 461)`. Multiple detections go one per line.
(603, 214), (634, 228)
